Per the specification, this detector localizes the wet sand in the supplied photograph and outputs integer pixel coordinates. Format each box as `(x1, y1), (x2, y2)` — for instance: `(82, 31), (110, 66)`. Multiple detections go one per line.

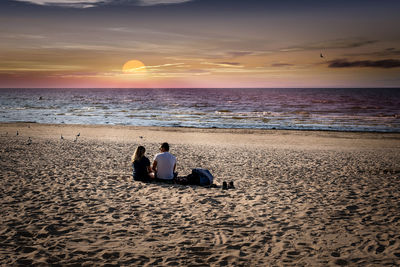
(1, 123), (400, 266)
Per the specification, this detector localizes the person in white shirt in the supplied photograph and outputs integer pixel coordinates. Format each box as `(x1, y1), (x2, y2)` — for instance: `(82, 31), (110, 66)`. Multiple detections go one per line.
(152, 142), (177, 181)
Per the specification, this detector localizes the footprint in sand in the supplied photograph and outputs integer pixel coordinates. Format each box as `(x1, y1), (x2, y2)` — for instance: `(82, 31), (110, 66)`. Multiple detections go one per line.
(102, 251), (120, 260)
(214, 231), (228, 246)
(21, 247), (37, 253)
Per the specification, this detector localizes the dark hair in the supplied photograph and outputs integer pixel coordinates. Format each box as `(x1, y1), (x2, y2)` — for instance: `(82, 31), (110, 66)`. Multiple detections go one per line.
(160, 142), (169, 151)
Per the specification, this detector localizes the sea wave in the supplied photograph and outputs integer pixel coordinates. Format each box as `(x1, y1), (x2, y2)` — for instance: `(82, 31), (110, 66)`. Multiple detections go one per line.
(1, 88), (399, 132)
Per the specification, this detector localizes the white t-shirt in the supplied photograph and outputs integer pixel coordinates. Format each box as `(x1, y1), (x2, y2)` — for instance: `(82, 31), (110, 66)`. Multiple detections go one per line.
(154, 152), (176, 180)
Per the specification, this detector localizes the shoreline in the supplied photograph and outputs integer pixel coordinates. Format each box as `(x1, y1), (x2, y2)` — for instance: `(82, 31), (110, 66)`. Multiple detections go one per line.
(2, 121), (400, 135)
(2, 121), (400, 136)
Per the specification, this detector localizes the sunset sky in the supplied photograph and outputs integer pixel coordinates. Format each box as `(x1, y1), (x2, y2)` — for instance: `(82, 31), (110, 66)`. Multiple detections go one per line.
(1, 0), (400, 88)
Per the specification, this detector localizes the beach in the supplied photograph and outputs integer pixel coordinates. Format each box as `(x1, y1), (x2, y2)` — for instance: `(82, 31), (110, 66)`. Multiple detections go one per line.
(1, 122), (400, 266)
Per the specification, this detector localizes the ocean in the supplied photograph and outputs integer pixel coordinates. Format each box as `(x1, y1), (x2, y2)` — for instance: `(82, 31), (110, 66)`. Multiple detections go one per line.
(0, 88), (399, 132)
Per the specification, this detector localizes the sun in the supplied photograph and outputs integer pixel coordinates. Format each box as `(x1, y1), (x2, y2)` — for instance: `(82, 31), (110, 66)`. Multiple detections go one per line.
(122, 60), (147, 73)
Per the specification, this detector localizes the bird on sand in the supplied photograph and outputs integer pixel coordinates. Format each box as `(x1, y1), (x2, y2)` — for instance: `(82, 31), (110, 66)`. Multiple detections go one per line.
(16, 131), (19, 136)
(61, 134), (64, 140)
(320, 53), (324, 58)
(27, 137), (32, 145)
(74, 133), (80, 142)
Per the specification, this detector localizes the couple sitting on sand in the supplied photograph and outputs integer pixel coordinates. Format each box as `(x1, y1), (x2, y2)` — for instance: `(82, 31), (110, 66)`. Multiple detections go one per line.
(132, 142), (177, 183)
(132, 142), (233, 188)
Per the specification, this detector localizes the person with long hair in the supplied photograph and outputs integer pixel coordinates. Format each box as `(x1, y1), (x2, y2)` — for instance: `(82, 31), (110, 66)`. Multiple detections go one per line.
(131, 146), (154, 181)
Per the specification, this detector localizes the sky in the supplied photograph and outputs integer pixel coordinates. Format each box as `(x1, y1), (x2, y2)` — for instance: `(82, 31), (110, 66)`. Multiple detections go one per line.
(1, 0), (400, 88)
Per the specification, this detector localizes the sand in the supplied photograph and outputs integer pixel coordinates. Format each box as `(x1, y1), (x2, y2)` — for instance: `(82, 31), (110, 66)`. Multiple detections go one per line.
(1, 123), (400, 266)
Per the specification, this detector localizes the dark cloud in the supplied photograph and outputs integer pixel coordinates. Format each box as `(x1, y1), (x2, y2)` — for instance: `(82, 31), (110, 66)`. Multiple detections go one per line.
(342, 40), (377, 49)
(344, 48), (400, 57)
(271, 63), (293, 67)
(217, 62), (241, 66)
(381, 48), (400, 55)
(282, 39), (378, 52)
(328, 59), (400, 69)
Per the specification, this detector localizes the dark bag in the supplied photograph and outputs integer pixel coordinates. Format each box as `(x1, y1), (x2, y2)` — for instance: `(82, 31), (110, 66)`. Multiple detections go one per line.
(188, 168), (214, 186)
